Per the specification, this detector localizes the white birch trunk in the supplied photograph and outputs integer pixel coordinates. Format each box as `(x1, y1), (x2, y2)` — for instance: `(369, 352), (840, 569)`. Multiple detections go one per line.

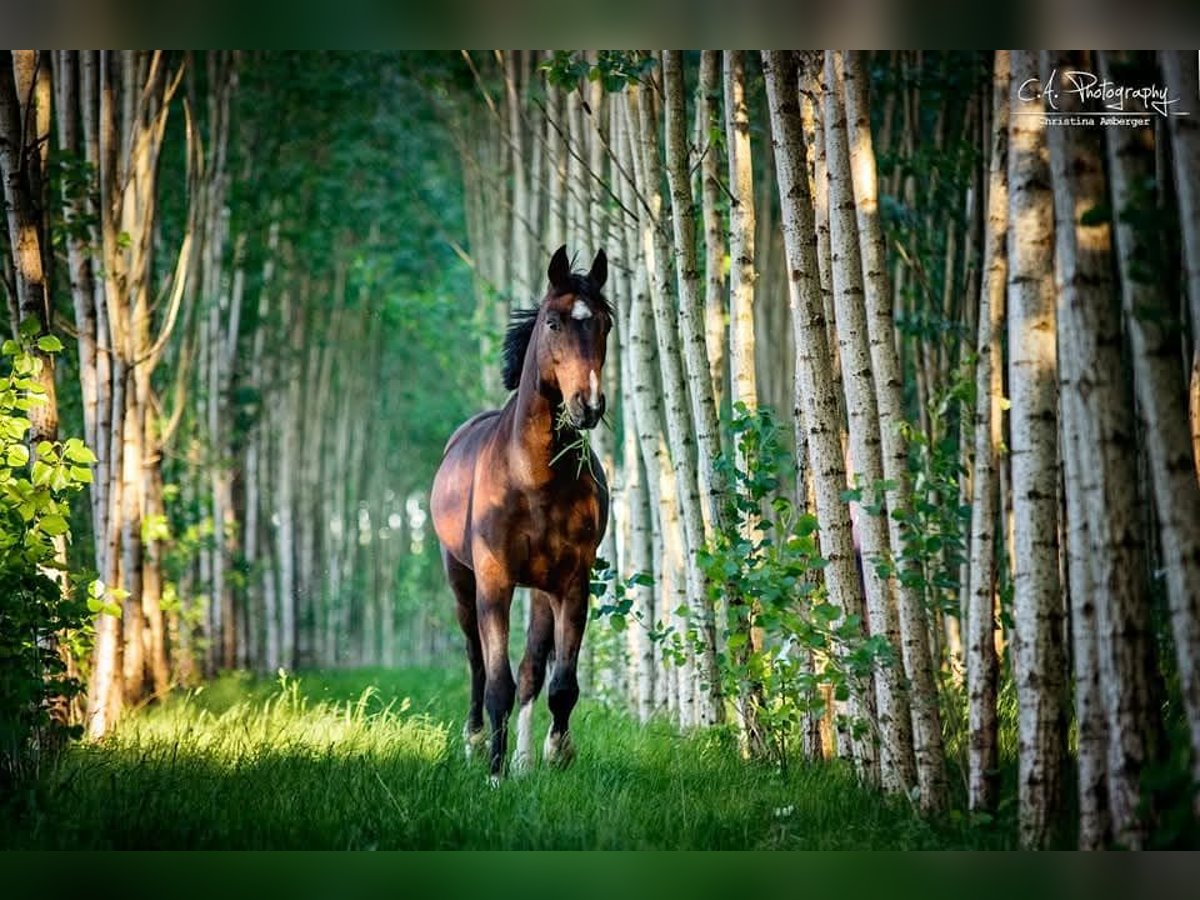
(1007, 51), (1068, 849)
(698, 51), (727, 417)
(824, 51), (915, 794)
(628, 81), (717, 727)
(840, 50), (949, 811)
(762, 50), (874, 775)
(965, 51), (1008, 815)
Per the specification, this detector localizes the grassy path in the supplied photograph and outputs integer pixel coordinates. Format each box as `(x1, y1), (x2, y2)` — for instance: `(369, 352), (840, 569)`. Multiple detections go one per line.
(1, 668), (1012, 849)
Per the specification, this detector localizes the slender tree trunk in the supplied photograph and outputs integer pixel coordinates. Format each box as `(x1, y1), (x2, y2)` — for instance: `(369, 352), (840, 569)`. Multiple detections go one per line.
(612, 106), (656, 720)
(698, 51), (727, 417)
(762, 50), (874, 775)
(841, 50), (949, 811)
(662, 50), (725, 724)
(722, 50), (768, 751)
(0, 52), (57, 439)
(1006, 51), (1068, 849)
(724, 51), (759, 423)
(1048, 49), (1163, 850)
(629, 81), (717, 728)
(824, 51), (914, 794)
(1160, 51), (1200, 476)
(965, 50), (1008, 815)
(1100, 51), (1200, 818)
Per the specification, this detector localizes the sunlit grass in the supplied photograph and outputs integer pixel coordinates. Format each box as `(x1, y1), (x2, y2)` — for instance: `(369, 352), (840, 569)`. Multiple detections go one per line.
(1, 667), (1016, 849)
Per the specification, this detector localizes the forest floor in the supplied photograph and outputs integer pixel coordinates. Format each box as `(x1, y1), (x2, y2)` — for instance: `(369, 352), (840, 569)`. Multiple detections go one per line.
(0, 667), (1015, 849)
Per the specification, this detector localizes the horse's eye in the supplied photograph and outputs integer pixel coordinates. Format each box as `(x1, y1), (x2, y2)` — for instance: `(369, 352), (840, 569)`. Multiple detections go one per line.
(547, 316), (561, 332)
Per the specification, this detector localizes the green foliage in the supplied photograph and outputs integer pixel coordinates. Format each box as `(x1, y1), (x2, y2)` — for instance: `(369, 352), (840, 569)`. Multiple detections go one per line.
(698, 404), (891, 765)
(540, 51), (656, 93)
(0, 667), (1014, 848)
(891, 362), (974, 624)
(0, 336), (93, 784)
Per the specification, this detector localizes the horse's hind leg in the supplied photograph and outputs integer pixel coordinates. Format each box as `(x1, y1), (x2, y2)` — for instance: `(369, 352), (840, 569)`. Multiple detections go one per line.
(545, 578), (589, 767)
(444, 549), (486, 759)
(513, 590), (555, 772)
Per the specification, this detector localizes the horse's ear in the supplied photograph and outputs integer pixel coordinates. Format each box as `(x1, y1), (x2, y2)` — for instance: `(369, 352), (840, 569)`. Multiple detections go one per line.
(588, 249), (607, 290)
(548, 245), (571, 292)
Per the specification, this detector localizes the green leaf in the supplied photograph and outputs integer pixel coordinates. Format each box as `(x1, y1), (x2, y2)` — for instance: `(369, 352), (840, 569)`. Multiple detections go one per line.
(39, 515), (69, 536)
(31, 460), (52, 486)
(63, 439), (97, 464)
(629, 571), (655, 587)
(5, 444), (29, 467)
(796, 513), (819, 536)
(36, 335), (64, 353)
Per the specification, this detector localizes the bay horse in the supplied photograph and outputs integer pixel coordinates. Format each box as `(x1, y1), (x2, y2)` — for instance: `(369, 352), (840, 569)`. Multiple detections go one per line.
(430, 246), (611, 779)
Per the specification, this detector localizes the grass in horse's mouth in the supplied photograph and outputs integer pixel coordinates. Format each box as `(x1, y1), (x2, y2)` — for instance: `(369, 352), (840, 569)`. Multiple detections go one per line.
(551, 403), (601, 480)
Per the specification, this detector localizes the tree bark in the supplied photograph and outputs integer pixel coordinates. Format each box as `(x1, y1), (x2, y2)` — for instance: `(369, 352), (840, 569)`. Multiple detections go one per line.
(698, 51), (727, 417)
(1160, 51), (1200, 477)
(841, 50), (949, 811)
(762, 50), (874, 775)
(965, 50), (1008, 815)
(1100, 51), (1200, 820)
(629, 80), (720, 727)
(824, 51), (914, 794)
(1006, 51), (1068, 849)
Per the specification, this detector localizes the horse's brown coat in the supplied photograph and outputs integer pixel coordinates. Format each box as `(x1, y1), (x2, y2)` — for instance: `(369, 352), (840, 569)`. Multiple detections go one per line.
(430, 247), (611, 777)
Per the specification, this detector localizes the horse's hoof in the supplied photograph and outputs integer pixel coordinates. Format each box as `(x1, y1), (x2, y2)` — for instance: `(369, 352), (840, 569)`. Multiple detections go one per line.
(511, 751), (533, 775)
(488, 774), (502, 789)
(463, 725), (487, 760)
(543, 729), (576, 768)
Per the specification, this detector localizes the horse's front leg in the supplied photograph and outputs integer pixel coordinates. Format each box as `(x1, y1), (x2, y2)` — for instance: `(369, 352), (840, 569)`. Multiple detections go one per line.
(514, 589), (555, 773)
(476, 572), (516, 782)
(545, 574), (589, 767)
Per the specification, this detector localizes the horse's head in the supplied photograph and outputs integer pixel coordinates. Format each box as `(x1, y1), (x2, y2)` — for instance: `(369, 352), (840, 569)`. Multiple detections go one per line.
(528, 245), (612, 430)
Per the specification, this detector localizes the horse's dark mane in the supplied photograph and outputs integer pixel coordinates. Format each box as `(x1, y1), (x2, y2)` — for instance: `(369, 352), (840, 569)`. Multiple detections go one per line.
(502, 308), (540, 391)
(501, 273), (613, 392)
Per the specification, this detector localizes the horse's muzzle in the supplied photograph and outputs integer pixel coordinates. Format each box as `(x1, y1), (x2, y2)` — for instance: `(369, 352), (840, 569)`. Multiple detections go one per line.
(572, 392), (606, 430)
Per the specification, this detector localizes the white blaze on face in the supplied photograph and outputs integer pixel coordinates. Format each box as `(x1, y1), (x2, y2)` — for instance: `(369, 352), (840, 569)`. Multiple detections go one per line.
(588, 370), (599, 407)
(571, 299), (592, 321)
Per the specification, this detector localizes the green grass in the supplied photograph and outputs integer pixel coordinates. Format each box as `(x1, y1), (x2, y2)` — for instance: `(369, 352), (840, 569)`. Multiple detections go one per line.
(0, 667), (1016, 849)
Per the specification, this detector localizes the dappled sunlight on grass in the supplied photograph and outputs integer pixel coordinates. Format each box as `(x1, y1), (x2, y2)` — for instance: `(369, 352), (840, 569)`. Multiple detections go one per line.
(1, 668), (1016, 849)
(117, 676), (450, 766)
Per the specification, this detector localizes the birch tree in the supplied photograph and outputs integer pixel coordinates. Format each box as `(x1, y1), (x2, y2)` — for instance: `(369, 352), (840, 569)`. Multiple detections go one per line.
(762, 49), (874, 775)
(697, 51), (726, 413)
(1006, 51), (1067, 849)
(1160, 51), (1200, 473)
(824, 51), (914, 794)
(841, 50), (948, 811)
(1100, 51), (1200, 818)
(965, 50), (1008, 815)
(628, 78), (720, 726)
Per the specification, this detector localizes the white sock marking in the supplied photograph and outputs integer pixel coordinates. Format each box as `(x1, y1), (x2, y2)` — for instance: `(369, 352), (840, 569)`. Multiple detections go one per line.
(514, 701), (534, 770)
